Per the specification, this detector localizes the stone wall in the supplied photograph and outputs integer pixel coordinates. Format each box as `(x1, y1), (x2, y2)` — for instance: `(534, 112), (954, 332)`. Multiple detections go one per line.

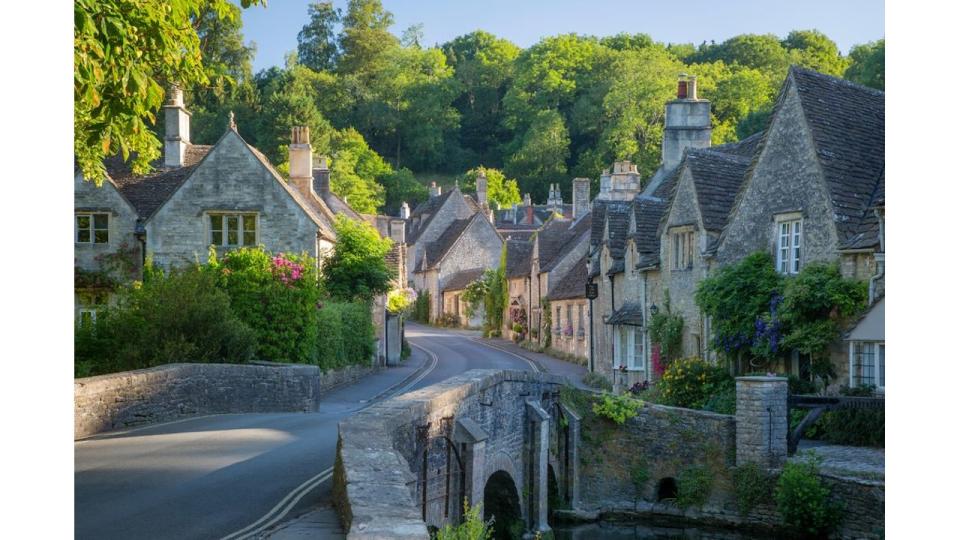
(575, 399), (737, 512)
(75, 362), (373, 439)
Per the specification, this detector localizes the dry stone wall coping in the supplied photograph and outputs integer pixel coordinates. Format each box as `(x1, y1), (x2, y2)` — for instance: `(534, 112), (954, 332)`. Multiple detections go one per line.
(75, 362), (374, 439)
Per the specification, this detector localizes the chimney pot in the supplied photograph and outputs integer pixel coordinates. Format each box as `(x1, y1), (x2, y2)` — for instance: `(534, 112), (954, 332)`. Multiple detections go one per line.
(399, 201), (411, 220)
(430, 182), (441, 198)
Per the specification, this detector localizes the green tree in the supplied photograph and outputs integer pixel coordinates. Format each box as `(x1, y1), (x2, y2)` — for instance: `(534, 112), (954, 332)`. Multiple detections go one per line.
(321, 215), (393, 301)
(782, 30), (849, 77)
(845, 39), (885, 90)
(297, 2), (342, 72)
(329, 128), (390, 213)
(443, 31), (521, 168)
(380, 167), (429, 215)
(690, 34), (790, 74)
(74, 0), (264, 184)
(337, 0), (398, 76)
(459, 167), (522, 208)
(505, 109), (571, 198)
(600, 32), (655, 52)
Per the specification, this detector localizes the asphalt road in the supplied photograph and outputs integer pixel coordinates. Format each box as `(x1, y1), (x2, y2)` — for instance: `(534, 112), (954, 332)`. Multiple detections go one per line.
(74, 323), (537, 540)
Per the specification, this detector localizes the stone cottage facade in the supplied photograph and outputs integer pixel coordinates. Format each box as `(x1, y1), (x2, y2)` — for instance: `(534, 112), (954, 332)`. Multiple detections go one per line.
(583, 68), (884, 394)
(75, 88), (405, 364)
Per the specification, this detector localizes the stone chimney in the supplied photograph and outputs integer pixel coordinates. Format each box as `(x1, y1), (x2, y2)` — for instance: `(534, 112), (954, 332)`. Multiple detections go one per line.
(597, 161), (641, 201)
(526, 204), (534, 225)
(399, 201), (410, 220)
(312, 155), (330, 197)
(663, 74), (711, 171)
(289, 126), (314, 197)
(572, 177), (590, 219)
(476, 171), (488, 208)
(163, 85), (191, 168)
(523, 193), (532, 207)
(430, 182), (441, 198)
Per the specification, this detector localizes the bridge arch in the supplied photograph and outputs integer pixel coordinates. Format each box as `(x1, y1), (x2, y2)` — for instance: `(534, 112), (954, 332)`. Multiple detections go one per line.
(483, 470), (523, 540)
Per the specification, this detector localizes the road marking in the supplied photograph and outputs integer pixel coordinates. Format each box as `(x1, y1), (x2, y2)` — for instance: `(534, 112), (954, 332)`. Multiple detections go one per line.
(468, 338), (541, 373)
(220, 467), (333, 540)
(222, 342), (441, 539)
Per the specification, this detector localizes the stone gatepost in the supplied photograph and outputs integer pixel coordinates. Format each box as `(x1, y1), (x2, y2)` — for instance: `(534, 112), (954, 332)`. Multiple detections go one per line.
(454, 417), (489, 512)
(559, 403), (581, 509)
(735, 376), (788, 469)
(525, 401), (552, 535)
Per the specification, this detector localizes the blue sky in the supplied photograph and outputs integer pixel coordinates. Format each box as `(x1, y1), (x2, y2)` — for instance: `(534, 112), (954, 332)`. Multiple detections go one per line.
(238, 0), (884, 73)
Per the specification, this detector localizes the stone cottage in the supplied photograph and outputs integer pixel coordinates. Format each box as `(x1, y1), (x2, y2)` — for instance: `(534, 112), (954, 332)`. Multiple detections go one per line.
(545, 255), (591, 363)
(75, 88), (405, 364)
(503, 239), (534, 340)
(714, 66), (885, 388)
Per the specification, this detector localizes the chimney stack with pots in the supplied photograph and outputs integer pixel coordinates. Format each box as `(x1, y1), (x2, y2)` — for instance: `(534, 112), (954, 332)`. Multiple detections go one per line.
(430, 182), (442, 198)
(572, 177), (591, 219)
(163, 85), (191, 168)
(289, 126), (314, 197)
(662, 74), (711, 170)
(312, 155), (330, 197)
(476, 171), (488, 209)
(400, 201), (410, 220)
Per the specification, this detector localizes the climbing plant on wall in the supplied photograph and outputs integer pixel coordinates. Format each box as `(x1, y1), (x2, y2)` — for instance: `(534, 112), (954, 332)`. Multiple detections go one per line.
(648, 289), (684, 363)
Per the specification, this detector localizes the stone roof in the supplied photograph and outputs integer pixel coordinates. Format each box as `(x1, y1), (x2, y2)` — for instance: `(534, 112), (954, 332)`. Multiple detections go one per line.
(686, 149), (754, 232)
(505, 240), (533, 279)
(713, 131), (764, 158)
(790, 66), (885, 248)
(547, 255), (588, 301)
(605, 302), (644, 326)
(106, 144), (212, 219)
(534, 219), (576, 270)
(541, 213), (592, 273)
(407, 190), (456, 244)
(589, 201), (631, 277)
(499, 229), (537, 242)
(442, 267), (485, 292)
(423, 216), (473, 269)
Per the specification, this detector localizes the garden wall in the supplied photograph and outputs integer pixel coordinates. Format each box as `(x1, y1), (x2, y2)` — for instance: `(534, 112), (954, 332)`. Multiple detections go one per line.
(74, 361), (374, 439)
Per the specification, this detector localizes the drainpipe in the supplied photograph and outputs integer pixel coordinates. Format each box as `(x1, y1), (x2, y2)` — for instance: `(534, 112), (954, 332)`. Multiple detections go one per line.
(134, 219), (147, 277)
(609, 275), (615, 376)
(384, 306), (389, 367)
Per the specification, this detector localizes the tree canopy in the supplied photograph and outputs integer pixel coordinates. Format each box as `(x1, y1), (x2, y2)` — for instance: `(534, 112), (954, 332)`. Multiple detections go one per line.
(321, 215), (394, 301)
(76, 0), (882, 215)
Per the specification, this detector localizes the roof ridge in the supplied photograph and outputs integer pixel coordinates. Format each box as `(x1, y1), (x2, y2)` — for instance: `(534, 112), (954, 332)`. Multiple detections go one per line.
(789, 64), (885, 97)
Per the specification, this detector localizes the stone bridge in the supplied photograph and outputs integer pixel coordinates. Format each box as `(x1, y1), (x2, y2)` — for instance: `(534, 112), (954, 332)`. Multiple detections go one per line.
(333, 369), (580, 539)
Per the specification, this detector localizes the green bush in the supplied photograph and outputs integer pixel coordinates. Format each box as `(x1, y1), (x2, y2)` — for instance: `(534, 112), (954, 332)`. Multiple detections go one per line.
(75, 267), (257, 376)
(210, 247), (321, 363)
(775, 454), (843, 537)
(733, 462), (775, 516)
(433, 499), (493, 540)
(592, 392), (644, 424)
(702, 384), (736, 415)
(657, 357), (734, 410)
(413, 289), (431, 322)
(315, 301), (375, 370)
(676, 465), (713, 509)
(436, 312), (460, 327)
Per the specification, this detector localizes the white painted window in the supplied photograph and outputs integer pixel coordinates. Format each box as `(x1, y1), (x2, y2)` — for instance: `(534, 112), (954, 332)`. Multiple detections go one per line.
(209, 213), (258, 247)
(77, 308), (98, 327)
(630, 327), (645, 372)
(76, 213), (109, 244)
(776, 219), (802, 274)
(849, 341), (885, 392)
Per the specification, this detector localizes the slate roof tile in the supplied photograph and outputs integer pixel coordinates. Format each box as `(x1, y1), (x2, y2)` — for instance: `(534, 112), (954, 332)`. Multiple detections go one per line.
(423, 216), (474, 269)
(547, 255), (588, 300)
(505, 240), (533, 278)
(442, 268), (485, 292)
(106, 144), (212, 219)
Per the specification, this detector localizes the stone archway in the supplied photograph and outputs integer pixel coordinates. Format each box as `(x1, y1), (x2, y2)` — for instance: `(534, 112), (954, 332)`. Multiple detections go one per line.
(484, 470), (523, 540)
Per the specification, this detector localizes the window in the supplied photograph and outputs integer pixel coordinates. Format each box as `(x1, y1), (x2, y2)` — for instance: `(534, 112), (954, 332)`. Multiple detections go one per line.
(577, 304), (585, 339)
(209, 213), (257, 247)
(565, 305), (573, 336)
(671, 229), (695, 270)
(619, 328), (629, 367)
(850, 341), (884, 391)
(776, 219), (802, 274)
(76, 213), (109, 244)
(77, 308), (97, 327)
(630, 327), (644, 371)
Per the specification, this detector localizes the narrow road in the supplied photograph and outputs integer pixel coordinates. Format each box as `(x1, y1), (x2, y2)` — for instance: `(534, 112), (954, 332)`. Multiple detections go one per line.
(74, 323), (547, 540)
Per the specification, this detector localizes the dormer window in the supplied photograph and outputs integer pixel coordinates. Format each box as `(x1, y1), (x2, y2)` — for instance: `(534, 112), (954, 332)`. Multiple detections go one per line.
(209, 212), (258, 247)
(76, 213), (109, 244)
(775, 216), (802, 274)
(670, 227), (694, 270)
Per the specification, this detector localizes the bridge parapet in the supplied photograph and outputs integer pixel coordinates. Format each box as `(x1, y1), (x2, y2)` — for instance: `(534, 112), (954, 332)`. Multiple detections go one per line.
(334, 369), (570, 539)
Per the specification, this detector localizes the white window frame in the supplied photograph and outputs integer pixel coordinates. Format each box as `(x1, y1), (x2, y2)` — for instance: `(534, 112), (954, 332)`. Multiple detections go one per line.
(76, 212), (110, 244)
(208, 212), (259, 248)
(775, 216), (802, 274)
(77, 308), (98, 326)
(849, 340), (884, 392)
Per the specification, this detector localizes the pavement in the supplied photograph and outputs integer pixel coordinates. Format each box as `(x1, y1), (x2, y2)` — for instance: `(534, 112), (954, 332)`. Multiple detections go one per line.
(795, 440), (885, 482)
(75, 322), (590, 540)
